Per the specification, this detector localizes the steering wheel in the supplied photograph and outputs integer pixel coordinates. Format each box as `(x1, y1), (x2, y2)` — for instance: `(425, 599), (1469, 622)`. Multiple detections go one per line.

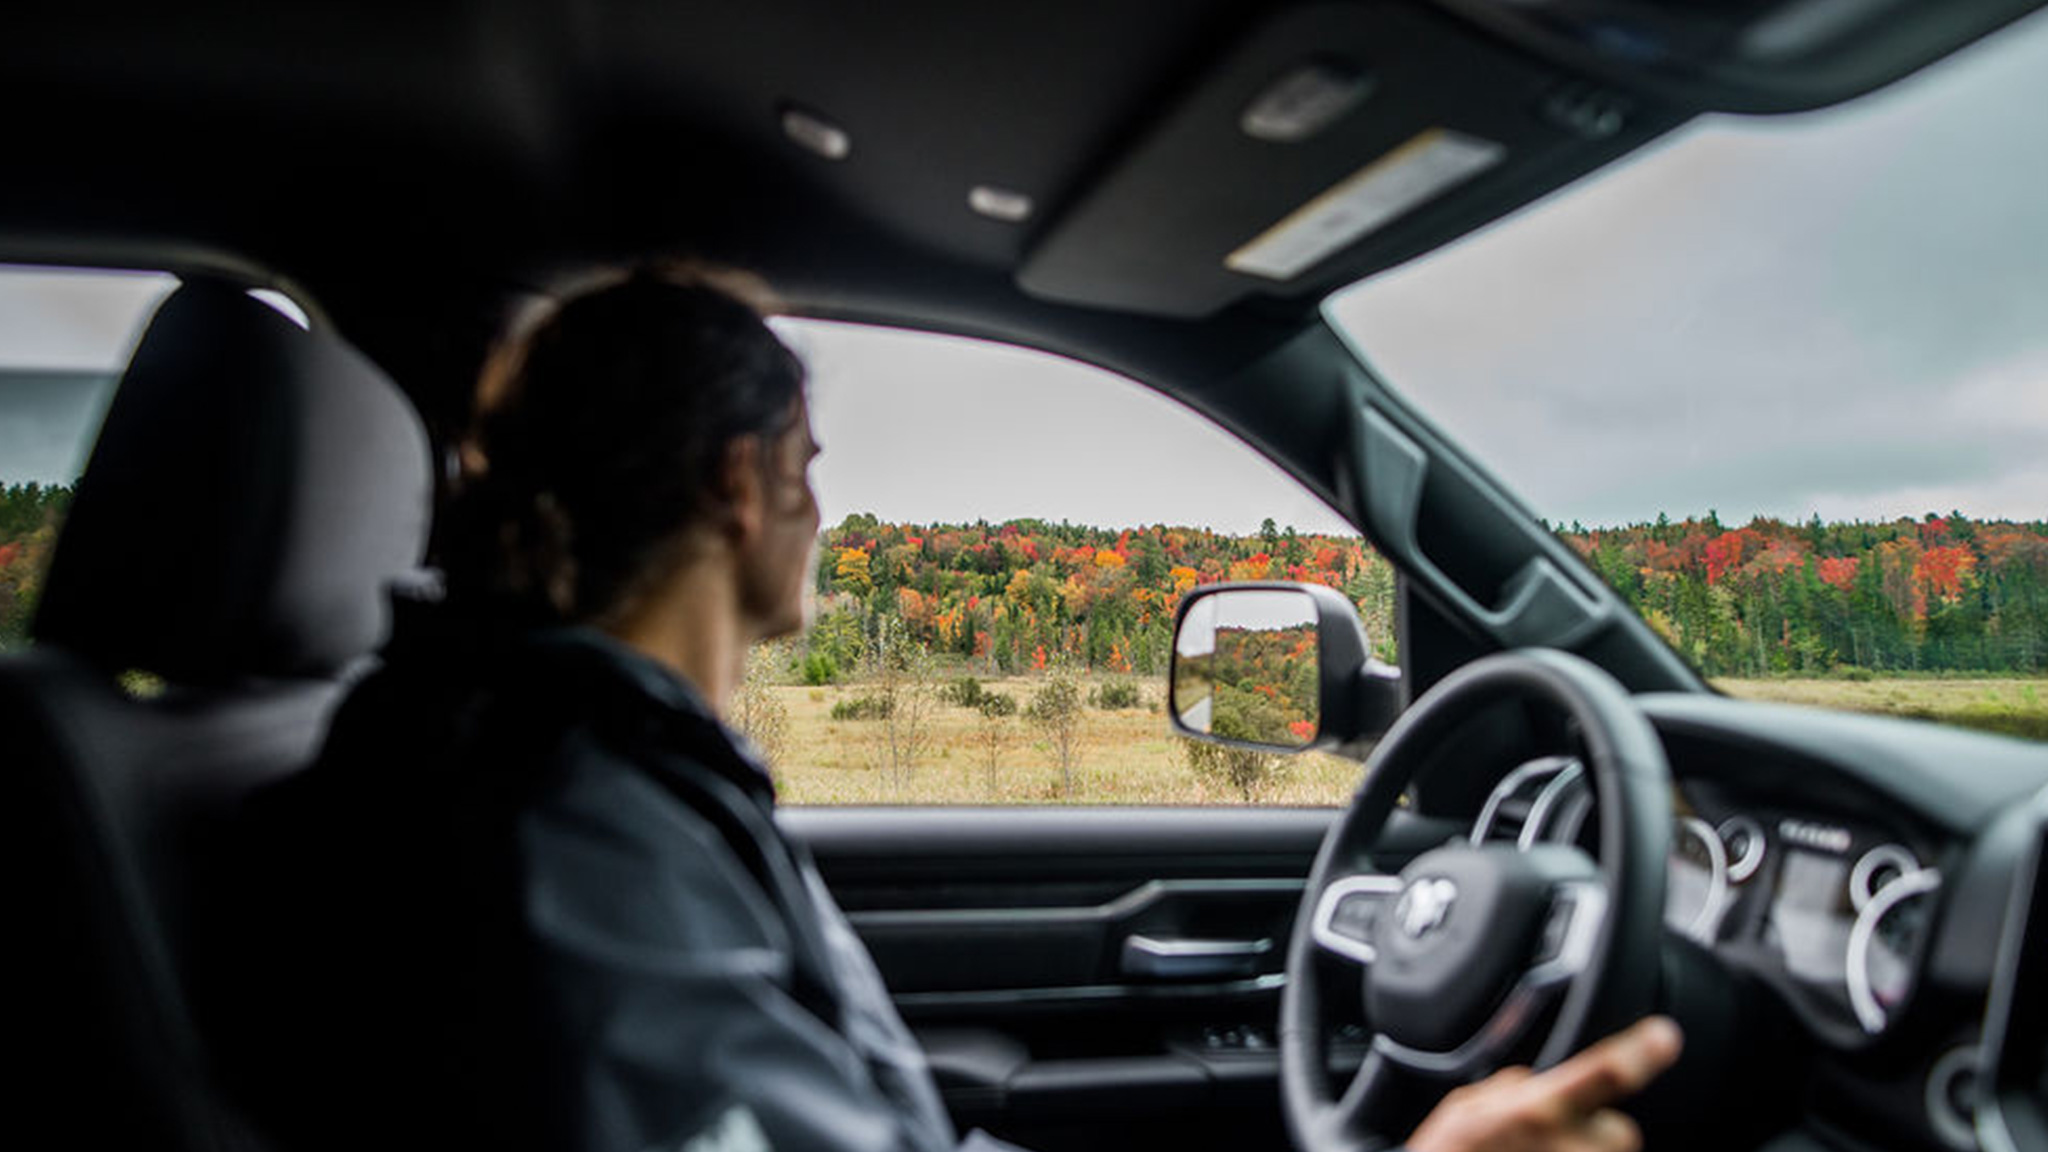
(1280, 649), (1672, 1152)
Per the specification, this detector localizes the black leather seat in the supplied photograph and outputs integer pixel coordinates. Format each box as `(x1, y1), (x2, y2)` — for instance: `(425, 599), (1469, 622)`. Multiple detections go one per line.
(0, 279), (431, 1149)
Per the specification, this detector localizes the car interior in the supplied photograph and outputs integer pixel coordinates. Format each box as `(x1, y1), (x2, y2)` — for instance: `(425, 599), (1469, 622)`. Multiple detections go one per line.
(3, 3), (2045, 1152)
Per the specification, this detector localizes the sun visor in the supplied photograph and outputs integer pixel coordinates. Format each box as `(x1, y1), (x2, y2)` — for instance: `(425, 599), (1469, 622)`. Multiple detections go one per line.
(1018, 2), (1662, 318)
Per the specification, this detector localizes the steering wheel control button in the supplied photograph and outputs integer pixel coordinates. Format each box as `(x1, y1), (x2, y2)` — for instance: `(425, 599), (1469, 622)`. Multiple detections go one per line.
(1534, 893), (1578, 964)
(1332, 893), (1386, 943)
(1527, 882), (1607, 984)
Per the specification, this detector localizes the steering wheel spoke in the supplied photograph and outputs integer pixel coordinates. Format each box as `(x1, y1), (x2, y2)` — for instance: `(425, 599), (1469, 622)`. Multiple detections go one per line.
(1323, 1049), (1403, 1150)
(1310, 874), (1405, 965)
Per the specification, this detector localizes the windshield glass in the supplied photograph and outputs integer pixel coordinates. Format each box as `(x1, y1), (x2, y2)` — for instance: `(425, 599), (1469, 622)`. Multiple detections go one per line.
(1325, 11), (2048, 739)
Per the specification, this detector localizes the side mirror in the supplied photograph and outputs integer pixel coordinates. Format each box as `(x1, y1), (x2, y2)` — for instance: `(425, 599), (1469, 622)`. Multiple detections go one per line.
(1169, 582), (1400, 754)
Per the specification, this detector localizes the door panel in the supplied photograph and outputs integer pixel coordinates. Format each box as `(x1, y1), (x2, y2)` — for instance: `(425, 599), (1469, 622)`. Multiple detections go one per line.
(781, 806), (1462, 1151)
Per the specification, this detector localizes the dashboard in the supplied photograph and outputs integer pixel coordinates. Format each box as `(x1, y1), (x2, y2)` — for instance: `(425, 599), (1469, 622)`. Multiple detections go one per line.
(1440, 691), (2048, 1152)
(1474, 757), (1944, 1046)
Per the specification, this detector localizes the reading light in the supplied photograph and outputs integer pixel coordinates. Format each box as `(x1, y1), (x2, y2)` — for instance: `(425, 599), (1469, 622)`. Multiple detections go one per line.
(1241, 60), (1373, 143)
(968, 185), (1034, 222)
(780, 105), (851, 160)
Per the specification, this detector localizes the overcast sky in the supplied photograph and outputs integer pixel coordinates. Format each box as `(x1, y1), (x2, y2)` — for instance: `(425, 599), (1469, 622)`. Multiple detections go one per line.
(3, 11), (2044, 533)
(782, 318), (1357, 534)
(0, 267), (171, 485)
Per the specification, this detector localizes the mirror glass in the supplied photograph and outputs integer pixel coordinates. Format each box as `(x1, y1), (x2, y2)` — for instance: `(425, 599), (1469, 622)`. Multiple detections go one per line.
(1172, 588), (1319, 749)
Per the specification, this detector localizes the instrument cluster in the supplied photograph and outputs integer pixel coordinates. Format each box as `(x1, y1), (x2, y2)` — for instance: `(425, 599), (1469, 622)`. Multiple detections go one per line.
(1474, 758), (1945, 1044)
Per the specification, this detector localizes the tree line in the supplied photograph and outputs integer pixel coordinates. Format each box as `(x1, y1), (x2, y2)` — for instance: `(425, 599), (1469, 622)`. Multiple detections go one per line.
(1562, 512), (2048, 676)
(805, 510), (2047, 681)
(805, 513), (1398, 683)
(5, 480), (2042, 678)
(0, 483), (70, 648)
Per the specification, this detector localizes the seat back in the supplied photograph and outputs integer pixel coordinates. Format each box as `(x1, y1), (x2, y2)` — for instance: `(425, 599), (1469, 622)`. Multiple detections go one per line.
(0, 279), (431, 1149)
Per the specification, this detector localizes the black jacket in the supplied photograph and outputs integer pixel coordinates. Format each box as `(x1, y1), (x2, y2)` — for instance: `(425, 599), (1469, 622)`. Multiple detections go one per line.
(216, 612), (1016, 1152)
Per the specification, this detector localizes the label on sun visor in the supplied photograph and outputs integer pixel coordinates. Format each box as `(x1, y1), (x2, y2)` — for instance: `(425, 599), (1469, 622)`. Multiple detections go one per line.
(1225, 128), (1506, 281)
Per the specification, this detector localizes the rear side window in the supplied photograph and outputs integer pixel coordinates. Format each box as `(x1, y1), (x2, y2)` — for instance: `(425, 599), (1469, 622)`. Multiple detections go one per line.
(0, 266), (179, 649)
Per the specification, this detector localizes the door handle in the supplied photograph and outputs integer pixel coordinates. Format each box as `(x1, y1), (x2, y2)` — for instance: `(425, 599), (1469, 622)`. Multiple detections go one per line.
(1120, 934), (1274, 980)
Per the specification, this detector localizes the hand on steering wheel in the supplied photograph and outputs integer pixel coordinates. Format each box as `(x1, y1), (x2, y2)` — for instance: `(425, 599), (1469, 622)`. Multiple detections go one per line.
(1280, 649), (1676, 1152)
(1407, 1017), (1682, 1152)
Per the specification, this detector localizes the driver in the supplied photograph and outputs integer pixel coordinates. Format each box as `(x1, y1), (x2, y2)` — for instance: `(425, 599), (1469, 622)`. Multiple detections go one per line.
(221, 264), (1681, 1152)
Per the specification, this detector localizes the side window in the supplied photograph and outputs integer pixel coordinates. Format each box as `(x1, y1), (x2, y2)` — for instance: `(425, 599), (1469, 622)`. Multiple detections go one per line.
(736, 319), (1397, 807)
(0, 266), (179, 650)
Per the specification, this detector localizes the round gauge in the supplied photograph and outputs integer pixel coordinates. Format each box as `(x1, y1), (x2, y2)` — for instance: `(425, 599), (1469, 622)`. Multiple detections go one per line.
(1847, 866), (1942, 1034)
(1851, 844), (1920, 913)
(1666, 816), (1730, 943)
(1924, 1046), (1982, 1152)
(1718, 815), (1766, 883)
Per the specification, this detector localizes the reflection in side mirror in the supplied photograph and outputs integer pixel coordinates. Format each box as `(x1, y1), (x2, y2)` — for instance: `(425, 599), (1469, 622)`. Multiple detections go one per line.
(1169, 581), (1400, 755)
(1172, 589), (1320, 749)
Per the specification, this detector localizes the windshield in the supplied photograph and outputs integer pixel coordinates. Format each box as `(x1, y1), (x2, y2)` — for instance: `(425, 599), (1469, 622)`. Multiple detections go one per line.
(1326, 10), (2048, 739)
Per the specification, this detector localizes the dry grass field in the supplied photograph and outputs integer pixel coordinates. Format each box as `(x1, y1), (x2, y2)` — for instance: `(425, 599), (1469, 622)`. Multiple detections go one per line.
(759, 674), (2048, 807)
(762, 676), (1364, 807)
(1713, 677), (2048, 740)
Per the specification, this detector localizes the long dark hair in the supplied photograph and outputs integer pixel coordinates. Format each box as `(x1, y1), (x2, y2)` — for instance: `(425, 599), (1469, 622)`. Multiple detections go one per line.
(438, 263), (807, 625)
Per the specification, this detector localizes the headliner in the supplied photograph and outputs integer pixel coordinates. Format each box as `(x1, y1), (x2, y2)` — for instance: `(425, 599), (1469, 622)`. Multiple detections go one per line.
(1, 0), (2038, 409)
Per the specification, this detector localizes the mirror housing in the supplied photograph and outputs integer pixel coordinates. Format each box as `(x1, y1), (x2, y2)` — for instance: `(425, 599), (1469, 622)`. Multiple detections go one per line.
(1169, 581), (1401, 755)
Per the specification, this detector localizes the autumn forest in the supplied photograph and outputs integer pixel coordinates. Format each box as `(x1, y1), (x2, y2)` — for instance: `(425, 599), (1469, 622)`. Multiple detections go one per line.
(4, 482), (2046, 683)
(800, 510), (2048, 682)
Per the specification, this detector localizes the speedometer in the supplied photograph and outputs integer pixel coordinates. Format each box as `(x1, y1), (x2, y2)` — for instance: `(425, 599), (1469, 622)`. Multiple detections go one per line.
(1848, 860), (1941, 1034)
(1666, 817), (1730, 943)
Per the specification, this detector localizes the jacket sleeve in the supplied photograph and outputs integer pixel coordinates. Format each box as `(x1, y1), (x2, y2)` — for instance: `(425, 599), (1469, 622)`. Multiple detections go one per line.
(513, 734), (967, 1152)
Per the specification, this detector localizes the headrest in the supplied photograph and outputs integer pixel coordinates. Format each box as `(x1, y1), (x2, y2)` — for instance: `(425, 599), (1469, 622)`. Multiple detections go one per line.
(34, 279), (432, 681)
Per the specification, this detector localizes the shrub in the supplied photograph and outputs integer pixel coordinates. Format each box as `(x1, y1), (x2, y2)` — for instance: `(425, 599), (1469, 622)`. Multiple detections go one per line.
(800, 652), (840, 686)
(805, 605), (867, 678)
(1209, 682), (1301, 746)
(1090, 678), (1142, 710)
(1027, 671), (1084, 795)
(975, 693), (1016, 792)
(830, 693), (894, 721)
(940, 675), (987, 708)
(1178, 735), (1289, 801)
(864, 615), (935, 784)
(730, 645), (791, 768)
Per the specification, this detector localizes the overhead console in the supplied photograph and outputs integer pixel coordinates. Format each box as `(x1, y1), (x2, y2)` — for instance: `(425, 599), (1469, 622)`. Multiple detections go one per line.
(1017, 1), (1686, 317)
